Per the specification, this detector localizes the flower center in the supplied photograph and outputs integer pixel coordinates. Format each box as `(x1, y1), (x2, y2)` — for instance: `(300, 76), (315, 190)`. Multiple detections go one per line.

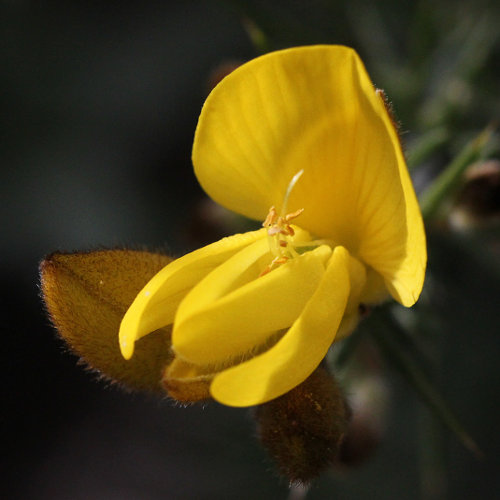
(260, 206), (305, 276)
(259, 169), (306, 277)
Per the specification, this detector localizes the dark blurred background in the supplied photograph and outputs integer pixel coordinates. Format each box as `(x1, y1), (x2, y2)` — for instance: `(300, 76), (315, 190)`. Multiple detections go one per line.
(2, 1), (499, 499)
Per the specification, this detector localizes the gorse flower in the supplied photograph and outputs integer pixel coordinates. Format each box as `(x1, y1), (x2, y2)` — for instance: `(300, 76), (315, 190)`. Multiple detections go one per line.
(119, 45), (426, 408)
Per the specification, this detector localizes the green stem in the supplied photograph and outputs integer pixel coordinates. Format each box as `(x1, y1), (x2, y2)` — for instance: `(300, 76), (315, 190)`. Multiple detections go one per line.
(420, 125), (495, 221)
(370, 310), (482, 458)
(406, 127), (450, 170)
(416, 309), (448, 500)
(418, 394), (448, 500)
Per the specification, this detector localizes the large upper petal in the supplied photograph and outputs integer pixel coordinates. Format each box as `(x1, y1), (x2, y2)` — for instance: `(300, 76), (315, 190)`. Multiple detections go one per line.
(119, 229), (266, 359)
(193, 45), (426, 307)
(210, 246), (351, 407)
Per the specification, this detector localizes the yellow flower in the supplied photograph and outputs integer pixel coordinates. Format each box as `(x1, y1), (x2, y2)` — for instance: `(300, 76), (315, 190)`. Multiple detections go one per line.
(119, 45), (426, 408)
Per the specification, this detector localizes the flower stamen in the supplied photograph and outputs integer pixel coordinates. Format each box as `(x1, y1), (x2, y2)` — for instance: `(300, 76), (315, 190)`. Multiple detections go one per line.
(259, 171), (306, 277)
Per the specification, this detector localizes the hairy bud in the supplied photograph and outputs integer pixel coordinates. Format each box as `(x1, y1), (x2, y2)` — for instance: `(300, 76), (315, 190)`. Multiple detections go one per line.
(255, 366), (349, 484)
(450, 159), (500, 228)
(40, 249), (173, 392)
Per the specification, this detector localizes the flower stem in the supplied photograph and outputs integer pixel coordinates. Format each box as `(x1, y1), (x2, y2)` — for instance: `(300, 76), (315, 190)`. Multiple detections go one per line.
(420, 125), (495, 221)
(406, 127), (450, 170)
(370, 309), (482, 458)
(418, 406), (448, 500)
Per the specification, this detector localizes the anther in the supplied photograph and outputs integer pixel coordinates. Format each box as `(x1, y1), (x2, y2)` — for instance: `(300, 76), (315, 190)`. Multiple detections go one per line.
(284, 208), (304, 222)
(259, 255), (290, 277)
(263, 206), (278, 228)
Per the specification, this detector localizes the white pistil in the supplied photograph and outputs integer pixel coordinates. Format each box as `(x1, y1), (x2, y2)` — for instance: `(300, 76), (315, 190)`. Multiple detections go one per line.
(281, 169), (304, 215)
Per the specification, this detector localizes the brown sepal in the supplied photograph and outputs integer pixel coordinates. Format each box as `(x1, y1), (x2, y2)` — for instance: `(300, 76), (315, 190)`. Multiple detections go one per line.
(162, 357), (213, 403)
(376, 88), (404, 151)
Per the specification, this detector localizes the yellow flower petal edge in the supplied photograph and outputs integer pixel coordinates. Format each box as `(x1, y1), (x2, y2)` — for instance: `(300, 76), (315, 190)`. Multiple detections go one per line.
(193, 45), (426, 308)
(210, 246), (351, 407)
(119, 228), (266, 359)
(173, 242), (332, 365)
(359, 89), (426, 306)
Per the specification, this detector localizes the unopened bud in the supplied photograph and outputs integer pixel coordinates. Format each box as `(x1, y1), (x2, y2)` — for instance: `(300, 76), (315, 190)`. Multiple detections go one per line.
(40, 249), (173, 392)
(450, 159), (500, 229)
(254, 366), (349, 485)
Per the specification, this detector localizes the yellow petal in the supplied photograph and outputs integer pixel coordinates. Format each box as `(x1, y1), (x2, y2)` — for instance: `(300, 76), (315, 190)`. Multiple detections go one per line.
(336, 253), (366, 340)
(210, 246), (351, 407)
(357, 90), (426, 307)
(173, 242), (332, 365)
(119, 229), (266, 359)
(193, 45), (426, 307)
